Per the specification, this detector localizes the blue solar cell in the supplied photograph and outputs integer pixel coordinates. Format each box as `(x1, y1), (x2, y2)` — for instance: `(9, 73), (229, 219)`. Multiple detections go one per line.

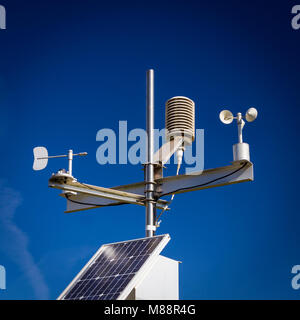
(60, 234), (167, 300)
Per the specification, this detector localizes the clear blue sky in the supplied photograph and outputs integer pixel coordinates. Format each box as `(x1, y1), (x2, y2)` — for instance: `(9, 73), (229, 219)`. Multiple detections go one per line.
(0, 0), (300, 300)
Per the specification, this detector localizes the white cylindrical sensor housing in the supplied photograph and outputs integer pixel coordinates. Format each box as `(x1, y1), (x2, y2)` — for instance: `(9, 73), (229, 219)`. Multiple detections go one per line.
(233, 142), (250, 162)
(165, 96), (195, 145)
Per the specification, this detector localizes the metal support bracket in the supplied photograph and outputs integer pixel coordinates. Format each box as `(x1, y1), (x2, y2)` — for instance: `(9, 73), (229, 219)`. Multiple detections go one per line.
(49, 174), (170, 213)
(48, 160), (253, 214)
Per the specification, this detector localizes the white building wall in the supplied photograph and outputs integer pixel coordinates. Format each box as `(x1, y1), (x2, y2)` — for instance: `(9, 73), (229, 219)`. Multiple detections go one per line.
(135, 255), (179, 300)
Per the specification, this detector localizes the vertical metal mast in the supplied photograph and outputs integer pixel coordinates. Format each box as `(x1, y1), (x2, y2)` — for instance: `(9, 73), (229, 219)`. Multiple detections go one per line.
(68, 149), (73, 176)
(145, 69), (156, 237)
(237, 112), (244, 143)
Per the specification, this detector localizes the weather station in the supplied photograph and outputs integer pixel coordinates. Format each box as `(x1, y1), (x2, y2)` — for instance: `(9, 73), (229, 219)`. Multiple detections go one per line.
(33, 70), (257, 300)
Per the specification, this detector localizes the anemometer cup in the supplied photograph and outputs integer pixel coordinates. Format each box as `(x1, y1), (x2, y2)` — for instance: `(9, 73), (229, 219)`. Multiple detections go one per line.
(245, 108), (258, 122)
(219, 110), (234, 124)
(233, 143), (250, 162)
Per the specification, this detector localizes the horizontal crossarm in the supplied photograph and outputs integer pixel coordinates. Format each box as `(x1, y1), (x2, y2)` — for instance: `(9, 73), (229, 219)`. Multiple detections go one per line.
(49, 160), (253, 213)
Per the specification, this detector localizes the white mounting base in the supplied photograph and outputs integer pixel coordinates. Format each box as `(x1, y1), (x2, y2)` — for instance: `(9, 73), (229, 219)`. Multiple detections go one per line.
(233, 143), (250, 162)
(126, 255), (179, 300)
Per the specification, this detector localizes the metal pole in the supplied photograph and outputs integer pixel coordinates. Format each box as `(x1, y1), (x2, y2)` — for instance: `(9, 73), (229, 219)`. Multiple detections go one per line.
(68, 149), (73, 176)
(237, 113), (243, 143)
(145, 69), (156, 237)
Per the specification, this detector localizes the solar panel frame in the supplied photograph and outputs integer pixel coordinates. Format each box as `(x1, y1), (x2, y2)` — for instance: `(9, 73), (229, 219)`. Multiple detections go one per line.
(57, 234), (170, 300)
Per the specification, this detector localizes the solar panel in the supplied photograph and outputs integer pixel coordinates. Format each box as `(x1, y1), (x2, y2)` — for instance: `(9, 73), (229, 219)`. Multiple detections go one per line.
(58, 234), (170, 300)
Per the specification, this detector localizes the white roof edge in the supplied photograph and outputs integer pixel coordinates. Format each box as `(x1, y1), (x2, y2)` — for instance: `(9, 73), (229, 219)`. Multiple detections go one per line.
(117, 234), (171, 300)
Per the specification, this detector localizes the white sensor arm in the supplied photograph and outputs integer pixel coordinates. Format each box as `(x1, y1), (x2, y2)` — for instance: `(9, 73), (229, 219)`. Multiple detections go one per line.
(153, 136), (184, 165)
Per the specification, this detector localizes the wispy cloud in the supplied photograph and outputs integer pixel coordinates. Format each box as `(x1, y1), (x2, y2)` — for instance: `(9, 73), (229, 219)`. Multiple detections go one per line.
(37, 245), (96, 297)
(0, 182), (49, 299)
